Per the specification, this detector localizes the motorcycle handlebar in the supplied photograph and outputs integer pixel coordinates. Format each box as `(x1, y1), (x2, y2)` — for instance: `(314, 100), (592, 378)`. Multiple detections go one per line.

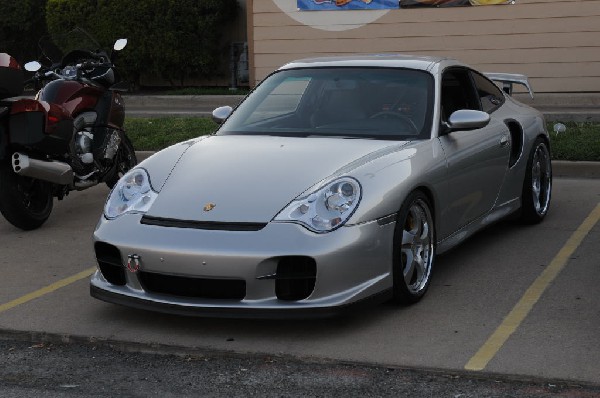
(45, 62), (108, 77)
(79, 61), (95, 69)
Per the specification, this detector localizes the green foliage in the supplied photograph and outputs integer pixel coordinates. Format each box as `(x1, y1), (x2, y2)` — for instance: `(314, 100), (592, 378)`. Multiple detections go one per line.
(45, 0), (239, 87)
(45, 0), (97, 34)
(0, 0), (48, 63)
(127, 117), (600, 159)
(125, 117), (217, 151)
(548, 122), (600, 162)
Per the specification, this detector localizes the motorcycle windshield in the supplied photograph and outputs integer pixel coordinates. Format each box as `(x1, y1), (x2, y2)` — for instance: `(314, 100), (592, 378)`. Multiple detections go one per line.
(38, 27), (104, 66)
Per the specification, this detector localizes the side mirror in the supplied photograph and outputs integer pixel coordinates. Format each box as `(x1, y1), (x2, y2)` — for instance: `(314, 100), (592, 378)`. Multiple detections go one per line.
(446, 109), (490, 132)
(212, 106), (233, 124)
(113, 39), (128, 51)
(24, 61), (42, 72)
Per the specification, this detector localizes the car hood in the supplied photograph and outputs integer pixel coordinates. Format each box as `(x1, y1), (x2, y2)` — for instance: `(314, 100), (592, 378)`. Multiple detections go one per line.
(146, 135), (407, 223)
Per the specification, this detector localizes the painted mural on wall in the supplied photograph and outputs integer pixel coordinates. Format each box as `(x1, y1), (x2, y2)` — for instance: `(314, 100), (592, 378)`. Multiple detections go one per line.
(297, 0), (512, 9)
(297, 0), (398, 10)
(400, 0), (512, 7)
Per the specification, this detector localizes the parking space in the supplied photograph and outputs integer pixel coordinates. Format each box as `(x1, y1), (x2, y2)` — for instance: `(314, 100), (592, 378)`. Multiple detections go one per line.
(0, 177), (598, 385)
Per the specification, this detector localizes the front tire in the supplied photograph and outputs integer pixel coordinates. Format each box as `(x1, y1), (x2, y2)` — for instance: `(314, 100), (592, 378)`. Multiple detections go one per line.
(105, 135), (137, 189)
(520, 138), (552, 224)
(391, 191), (435, 305)
(0, 162), (53, 230)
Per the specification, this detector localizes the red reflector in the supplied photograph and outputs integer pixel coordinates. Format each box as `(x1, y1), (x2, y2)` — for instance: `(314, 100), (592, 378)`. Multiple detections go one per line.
(10, 99), (47, 115)
(45, 103), (70, 134)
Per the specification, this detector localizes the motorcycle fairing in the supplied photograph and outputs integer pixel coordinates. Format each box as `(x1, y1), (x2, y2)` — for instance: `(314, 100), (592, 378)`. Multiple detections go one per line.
(39, 80), (102, 117)
(96, 90), (125, 129)
(0, 53), (23, 99)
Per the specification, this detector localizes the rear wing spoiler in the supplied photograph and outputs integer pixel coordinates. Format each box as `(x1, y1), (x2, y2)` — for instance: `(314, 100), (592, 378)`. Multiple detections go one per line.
(484, 73), (534, 99)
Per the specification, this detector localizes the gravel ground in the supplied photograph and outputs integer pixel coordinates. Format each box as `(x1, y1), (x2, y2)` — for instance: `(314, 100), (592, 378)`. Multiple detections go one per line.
(1, 338), (599, 397)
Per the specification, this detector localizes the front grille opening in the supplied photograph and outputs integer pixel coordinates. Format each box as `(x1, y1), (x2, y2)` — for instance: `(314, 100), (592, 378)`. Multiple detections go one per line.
(94, 242), (126, 286)
(275, 256), (317, 301)
(139, 272), (246, 300)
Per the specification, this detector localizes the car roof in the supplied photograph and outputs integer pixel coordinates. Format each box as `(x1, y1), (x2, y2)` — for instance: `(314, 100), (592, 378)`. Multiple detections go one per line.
(278, 54), (458, 72)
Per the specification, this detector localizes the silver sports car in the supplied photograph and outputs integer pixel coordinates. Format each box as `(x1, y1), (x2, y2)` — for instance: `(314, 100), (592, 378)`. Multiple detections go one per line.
(91, 55), (552, 318)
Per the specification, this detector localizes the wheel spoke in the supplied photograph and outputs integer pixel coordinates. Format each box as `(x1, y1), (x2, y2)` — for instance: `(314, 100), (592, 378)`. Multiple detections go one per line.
(413, 209), (424, 236)
(532, 183), (541, 210)
(413, 255), (426, 284)
(418, 218), (429, 241)
(402, 229), (415, 246)
(402, 249), (415, 285)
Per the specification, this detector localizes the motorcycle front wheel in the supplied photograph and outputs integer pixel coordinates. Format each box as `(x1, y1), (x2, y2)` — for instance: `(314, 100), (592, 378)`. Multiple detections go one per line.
(0, 162), (53, 230)
(105, 135), (138, 189)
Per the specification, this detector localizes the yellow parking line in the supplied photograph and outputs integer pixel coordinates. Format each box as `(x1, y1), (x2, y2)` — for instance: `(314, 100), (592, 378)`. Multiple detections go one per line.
(465, 203), (600, 371)
(0, 267), (96, 314)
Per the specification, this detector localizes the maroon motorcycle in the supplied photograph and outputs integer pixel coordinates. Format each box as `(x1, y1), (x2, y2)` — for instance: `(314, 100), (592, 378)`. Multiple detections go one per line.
(0, 29), (136, 230)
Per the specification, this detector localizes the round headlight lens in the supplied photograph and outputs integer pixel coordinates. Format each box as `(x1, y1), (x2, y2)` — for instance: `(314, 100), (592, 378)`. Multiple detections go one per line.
(104, 168), (158, 219)
(325, 181), (357, 213)
(274, 177), (361, 233)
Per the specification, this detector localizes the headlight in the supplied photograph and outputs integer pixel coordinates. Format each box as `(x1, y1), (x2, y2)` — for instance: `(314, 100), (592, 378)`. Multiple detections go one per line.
(274, 177), (361, 233)
(104, 168), (158, 219)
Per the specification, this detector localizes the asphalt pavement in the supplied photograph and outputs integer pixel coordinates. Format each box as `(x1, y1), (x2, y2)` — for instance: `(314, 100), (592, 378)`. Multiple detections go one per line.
(1, 178), (599, 388)
(1, 95), (599, 396)
(3, 338), (599, 397)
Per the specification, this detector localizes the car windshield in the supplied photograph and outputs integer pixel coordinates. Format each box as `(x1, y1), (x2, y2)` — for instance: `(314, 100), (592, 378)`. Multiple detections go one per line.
(218, 67), (434, 140)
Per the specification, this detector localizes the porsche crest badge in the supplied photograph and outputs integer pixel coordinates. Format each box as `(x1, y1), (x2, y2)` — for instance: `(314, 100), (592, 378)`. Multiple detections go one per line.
(203, 203), (216, 212)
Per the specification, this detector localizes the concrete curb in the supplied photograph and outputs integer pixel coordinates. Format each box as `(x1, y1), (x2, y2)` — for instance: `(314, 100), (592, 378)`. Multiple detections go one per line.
(542, 112), (600, 123)
(551, 160), (600, 179)
(125, 93), (600, 108)
(124, 94), (600, 122)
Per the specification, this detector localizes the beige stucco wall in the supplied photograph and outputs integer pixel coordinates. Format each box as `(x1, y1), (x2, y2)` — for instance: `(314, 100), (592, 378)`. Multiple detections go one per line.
(248, 0), (600, 93)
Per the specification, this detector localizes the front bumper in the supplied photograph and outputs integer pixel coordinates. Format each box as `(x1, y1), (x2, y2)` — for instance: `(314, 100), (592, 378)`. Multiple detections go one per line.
(91, 214), (396, 318)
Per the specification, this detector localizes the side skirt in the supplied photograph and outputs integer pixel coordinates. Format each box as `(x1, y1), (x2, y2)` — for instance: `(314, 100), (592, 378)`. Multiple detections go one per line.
(437, 197), (521, 255)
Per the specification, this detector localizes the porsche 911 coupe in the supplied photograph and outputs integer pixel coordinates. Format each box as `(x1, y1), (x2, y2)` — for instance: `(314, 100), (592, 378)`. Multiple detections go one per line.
(90, 55), (552, 318)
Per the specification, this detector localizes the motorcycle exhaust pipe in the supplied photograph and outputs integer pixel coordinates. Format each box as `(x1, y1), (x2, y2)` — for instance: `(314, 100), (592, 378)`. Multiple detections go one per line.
(11, 152), (73, 185)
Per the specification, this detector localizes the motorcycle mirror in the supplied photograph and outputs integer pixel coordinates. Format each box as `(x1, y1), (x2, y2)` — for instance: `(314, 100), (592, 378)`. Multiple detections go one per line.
(113, 39), (128, 51)
(24, 61), (42, 72)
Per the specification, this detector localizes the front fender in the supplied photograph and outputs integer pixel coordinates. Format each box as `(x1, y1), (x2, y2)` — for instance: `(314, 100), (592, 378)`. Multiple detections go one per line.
(136, 136), (207, 191)
(347, 139), (447, 225)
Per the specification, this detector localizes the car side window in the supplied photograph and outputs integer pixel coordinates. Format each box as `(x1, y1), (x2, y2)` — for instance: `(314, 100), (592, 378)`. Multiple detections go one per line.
(471, 71), (505, 113)
(440, 68), (480, 121)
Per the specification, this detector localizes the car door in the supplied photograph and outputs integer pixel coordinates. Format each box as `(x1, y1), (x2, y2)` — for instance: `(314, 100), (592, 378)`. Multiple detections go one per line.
(437, 67), (511, 238)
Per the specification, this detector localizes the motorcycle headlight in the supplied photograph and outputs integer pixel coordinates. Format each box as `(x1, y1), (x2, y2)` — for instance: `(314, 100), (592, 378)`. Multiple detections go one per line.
(274, 177), (361, 233)
(104, 168), (158, 219)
